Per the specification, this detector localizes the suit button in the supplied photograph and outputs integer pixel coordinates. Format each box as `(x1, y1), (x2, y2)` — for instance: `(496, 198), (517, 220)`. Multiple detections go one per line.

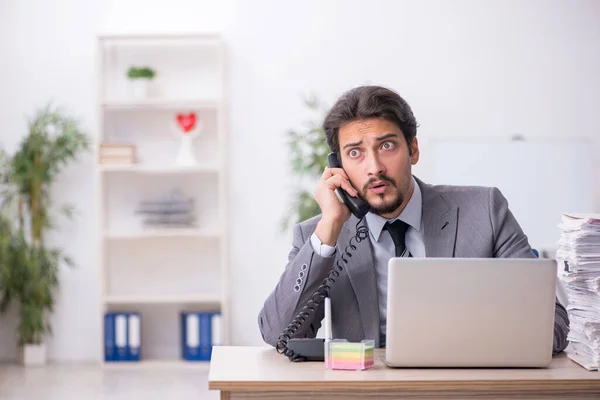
(299, 271), (305, 278)
(301, 264), (307, 271)
(294, 285), (300, 292)
(296, 278), (302, 285)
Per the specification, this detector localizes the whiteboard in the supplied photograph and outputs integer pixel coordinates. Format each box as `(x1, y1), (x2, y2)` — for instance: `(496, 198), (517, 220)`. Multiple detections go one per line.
(429, 137), (595, 251)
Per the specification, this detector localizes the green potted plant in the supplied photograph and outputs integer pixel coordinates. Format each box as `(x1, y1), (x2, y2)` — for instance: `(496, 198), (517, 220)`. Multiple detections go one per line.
(0, 103), (90, 366)
(281, 94), (330, 231)
(127, 66), (157, 99)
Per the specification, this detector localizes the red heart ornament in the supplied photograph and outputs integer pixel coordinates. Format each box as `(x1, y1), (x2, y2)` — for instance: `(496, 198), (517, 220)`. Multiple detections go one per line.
(176, 112), (197, 133)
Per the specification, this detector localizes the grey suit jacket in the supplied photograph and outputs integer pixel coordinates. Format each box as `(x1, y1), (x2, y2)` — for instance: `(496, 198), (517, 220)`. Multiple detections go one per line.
(258, 177), (569, 354)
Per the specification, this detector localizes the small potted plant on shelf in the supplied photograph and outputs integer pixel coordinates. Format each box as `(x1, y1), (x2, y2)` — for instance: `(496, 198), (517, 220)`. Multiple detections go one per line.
(127, 66), (157, 99)
(0, 103), (89, 366)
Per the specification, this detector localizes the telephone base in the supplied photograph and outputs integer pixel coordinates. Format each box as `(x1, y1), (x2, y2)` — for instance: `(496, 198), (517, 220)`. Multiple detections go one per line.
(286, 338), (325, 361)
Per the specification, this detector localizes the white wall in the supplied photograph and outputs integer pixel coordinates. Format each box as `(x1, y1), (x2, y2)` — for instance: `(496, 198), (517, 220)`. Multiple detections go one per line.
(1, 0), (599, 361)
(225, 0), (600, 347)
(0, 0), (104, 362)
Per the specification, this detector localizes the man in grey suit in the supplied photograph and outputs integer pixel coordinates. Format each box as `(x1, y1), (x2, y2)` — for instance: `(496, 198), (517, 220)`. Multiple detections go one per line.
(258, 85), (569, 355)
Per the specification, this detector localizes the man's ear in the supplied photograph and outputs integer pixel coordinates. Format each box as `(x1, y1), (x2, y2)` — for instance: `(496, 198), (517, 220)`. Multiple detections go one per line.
(410, 137), (420, 165)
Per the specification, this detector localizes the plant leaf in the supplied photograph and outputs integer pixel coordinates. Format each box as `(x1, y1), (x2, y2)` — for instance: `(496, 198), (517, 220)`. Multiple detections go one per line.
(280, 93), (331, 231)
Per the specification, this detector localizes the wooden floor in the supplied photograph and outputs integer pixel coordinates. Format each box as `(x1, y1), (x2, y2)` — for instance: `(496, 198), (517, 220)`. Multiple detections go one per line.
(0, 362), (219, 400)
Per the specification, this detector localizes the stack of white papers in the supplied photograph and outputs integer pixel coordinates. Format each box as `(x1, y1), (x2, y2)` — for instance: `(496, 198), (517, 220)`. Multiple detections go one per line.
(556, 213), (600, 370)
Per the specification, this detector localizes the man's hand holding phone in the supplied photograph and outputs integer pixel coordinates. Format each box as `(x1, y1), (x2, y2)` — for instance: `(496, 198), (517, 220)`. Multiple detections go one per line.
(314, 166), (358, 246)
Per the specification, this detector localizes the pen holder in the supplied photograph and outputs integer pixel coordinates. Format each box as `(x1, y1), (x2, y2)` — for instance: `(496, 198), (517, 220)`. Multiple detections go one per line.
(324, 339), (375, 370)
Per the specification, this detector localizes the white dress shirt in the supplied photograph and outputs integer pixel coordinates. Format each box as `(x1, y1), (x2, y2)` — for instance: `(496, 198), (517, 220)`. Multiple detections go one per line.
(310, 176), (426, 345)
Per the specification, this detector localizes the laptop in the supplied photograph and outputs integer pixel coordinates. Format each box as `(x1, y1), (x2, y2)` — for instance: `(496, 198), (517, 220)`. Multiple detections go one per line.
(384, 258), (557, 368)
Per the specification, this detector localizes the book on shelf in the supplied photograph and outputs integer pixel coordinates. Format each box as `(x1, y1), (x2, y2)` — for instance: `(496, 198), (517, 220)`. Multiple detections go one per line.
(99, 143), (136, 165)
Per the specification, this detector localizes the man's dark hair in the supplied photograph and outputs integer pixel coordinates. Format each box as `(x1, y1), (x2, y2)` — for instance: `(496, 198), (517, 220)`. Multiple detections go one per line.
(322, 85), (418, 154)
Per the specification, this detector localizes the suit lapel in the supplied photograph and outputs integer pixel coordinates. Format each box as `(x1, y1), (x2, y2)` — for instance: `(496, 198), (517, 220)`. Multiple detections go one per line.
(417, 177), (459, 257)
(337, 215), (380, 347)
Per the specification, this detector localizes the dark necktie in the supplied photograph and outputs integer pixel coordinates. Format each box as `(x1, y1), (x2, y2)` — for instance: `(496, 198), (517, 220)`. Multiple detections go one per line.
(383, 220), (412, 257)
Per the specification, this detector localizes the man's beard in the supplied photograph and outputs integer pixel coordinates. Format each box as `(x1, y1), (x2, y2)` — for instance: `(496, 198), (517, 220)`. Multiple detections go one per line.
(360, 174), (405, 216)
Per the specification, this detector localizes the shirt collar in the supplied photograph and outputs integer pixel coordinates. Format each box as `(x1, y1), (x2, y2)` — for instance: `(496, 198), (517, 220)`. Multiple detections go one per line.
(365, 176), (423, 242)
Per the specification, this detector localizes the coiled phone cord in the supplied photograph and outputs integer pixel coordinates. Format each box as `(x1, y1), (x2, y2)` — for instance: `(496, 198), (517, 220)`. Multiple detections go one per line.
(276, 219), (370, 361)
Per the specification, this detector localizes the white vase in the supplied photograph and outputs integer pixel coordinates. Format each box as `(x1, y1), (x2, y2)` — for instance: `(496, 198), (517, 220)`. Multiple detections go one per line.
(18, 343), (46, 366)
(130, 78), (151, 99)
(175, 135), (198, 166)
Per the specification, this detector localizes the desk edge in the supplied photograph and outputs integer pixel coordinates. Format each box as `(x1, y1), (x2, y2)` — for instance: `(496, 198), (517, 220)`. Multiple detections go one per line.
(208, 379), (600, 393)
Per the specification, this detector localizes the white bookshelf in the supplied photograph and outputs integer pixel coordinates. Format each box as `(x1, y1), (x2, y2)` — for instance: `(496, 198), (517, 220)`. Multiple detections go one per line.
(96, 32), (229, 365)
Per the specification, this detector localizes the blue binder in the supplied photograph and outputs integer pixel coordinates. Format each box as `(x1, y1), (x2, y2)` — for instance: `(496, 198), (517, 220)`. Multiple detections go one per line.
(104, 313), (116, 362)
(105, 311), (141, 362)
(114, 313), (129, 361)
(199, 313), (212, 360)
(211, 312), (222, 347)
(181, 312), (201, 361)
(127, 312), (141, 362)
(181, 312), (221, 361)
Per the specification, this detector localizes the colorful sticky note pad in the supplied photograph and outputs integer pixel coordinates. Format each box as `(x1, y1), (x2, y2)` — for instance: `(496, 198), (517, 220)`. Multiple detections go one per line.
(325, 339), (375, 370)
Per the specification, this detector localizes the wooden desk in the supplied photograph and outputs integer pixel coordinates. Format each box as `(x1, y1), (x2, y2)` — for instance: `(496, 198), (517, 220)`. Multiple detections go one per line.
(208, 346), (600, 400)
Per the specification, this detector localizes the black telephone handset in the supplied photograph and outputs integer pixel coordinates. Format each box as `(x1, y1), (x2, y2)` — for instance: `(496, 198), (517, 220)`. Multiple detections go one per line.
(276, 153), (370, 362)
(327, 152), (370, 219)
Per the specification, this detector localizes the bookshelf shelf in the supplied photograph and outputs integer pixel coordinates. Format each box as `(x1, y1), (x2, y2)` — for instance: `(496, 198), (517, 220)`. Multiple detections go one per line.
(103, 359), (211, 369)
(98, 164), (219, 174)
(104, 227), (221, 239)
(97, 32), (229, 366)
(104, 293), (223, 305)
(98, 32), (223, 47)
(102, 98), (220, 111)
